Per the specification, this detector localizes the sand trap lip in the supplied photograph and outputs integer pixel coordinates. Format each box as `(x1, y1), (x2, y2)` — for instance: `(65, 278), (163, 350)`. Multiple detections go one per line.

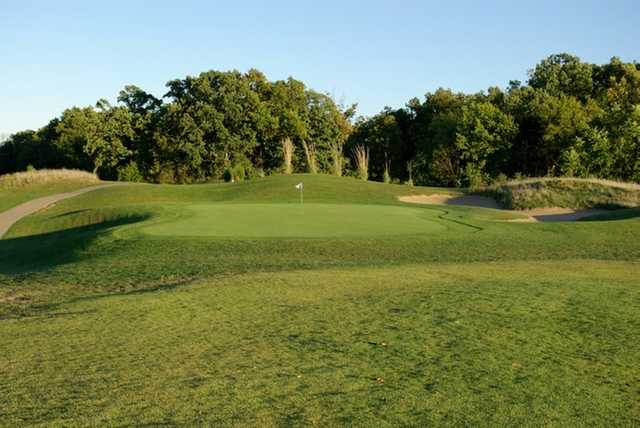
(399, 194), (607, 222)
(400, 194), (500, 209)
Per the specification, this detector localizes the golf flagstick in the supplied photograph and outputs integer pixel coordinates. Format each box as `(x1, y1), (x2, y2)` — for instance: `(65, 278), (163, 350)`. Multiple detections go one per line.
(295, 182), (303, 205)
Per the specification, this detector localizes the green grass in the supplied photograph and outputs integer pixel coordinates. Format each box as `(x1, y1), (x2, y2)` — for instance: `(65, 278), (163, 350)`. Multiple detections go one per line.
(479, 177), (640, 210)
(0, 181), (106, 213)
(0, 169), (101, 212)
(1, 174), (639, 426)
(0, 176), (103, 213)
(141, 203), (457, 238)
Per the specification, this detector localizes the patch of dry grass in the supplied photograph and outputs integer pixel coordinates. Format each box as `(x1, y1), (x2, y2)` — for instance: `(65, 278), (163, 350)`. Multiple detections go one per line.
(281, 138), (294, 174)
(353, 145), (369, 181)
(480, 177), (640, 210)
(0, 169), (99, 190)
(506, 177), (640, 191)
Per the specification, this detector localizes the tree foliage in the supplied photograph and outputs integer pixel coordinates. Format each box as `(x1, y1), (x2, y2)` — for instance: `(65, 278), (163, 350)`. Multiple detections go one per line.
(1, 69), (353, 182)
(2, 55), (640, 185)
(347, 54), (640, 185)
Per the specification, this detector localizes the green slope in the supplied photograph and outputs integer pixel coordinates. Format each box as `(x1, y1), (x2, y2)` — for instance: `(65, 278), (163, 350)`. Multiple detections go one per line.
(1, 174), (639, 426)
(0, 180), (104, 213)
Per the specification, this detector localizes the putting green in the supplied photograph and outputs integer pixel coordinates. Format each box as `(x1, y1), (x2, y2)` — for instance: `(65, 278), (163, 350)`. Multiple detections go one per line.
(142, 203), (459, 238)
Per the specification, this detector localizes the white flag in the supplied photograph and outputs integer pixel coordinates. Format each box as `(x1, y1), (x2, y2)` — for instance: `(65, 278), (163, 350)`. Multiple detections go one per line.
(295, 182), (303, 190)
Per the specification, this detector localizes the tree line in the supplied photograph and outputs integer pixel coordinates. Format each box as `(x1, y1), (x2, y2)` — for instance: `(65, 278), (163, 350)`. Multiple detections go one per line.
(348, 54), (640, 186)
(1, 53), (639, 186)
(0, 70), (355, 183)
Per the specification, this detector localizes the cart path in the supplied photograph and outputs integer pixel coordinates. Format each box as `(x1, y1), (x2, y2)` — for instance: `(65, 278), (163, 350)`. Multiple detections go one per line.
(0, 184), (120, 238)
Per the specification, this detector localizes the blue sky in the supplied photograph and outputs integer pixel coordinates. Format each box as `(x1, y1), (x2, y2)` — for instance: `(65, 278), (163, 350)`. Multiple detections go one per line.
(1, 0), (639, 135)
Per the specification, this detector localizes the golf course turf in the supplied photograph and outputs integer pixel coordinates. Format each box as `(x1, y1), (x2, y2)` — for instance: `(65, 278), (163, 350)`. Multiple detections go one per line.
(1, 174), (639, 426)
(141, 204), (457, 238)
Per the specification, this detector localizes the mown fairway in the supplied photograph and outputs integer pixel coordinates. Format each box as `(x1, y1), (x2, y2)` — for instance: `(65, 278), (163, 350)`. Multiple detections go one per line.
(1, 175), (639, 427)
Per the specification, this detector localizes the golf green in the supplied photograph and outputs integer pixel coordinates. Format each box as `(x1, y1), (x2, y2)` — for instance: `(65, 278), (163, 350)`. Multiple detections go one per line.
(141, 203), (459, 238)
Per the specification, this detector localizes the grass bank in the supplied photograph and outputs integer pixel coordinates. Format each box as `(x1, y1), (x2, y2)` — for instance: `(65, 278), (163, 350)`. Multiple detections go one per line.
(1, 174), (639, 426)
(0, 169), (100, 213)
(479, 177), (640, 210)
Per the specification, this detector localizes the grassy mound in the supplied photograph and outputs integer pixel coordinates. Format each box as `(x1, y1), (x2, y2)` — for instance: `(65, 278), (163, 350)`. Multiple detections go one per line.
(479, 178), (640, 210)
(0, 169), (101, 213)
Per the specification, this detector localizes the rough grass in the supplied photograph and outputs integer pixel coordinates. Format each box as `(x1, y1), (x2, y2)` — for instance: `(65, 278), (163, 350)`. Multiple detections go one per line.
(1, 174), (639, 426)
(0, 169), (101, 213)
(479, 177), (640, 210)
(0, 169), (98, 189)
(507, 176), (640, 191)
(1, 262), (638, 426)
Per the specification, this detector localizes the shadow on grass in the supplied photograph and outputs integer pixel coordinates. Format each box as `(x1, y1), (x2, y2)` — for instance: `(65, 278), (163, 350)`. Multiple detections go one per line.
(579, 208), (640, 222)
(0, 275), (195, 321)
(48, 209), (91, 219)
(0, 214), (150, 275)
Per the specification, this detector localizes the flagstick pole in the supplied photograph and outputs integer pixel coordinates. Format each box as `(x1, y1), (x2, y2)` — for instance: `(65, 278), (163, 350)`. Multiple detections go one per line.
(300, 188), (303, 205)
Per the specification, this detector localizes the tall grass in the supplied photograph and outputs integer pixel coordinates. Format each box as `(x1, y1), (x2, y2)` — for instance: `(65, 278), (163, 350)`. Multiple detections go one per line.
(383, 159), (391, 184)
(331, 145), (344, 176)
(301, 140), (318, 174)
(479, 177), (640, 210)
(281, 138), (294, 174)
(353, 145), (369, 181)
(507, 176), (640, 191)
(0, 169), (99, 190)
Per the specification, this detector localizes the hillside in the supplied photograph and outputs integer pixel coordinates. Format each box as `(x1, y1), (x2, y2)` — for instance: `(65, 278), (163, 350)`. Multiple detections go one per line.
(0, 174), (639, 426)
(479, 177), (640, 210)
(0, 169), (100, 213)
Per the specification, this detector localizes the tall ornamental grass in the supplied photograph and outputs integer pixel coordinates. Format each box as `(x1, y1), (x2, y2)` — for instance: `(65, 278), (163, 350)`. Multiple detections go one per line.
(282, 138), (294, 174)
(353, 145), (369, 181)
(301, 140), (318, 174)
(0, 169), (99, 190)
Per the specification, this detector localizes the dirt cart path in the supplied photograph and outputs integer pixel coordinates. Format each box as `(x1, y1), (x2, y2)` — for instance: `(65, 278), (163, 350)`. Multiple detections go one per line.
(0, 184), (119, 238)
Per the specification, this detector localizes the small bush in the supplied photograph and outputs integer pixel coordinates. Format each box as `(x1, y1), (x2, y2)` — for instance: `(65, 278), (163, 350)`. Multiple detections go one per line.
(465, 165), (487, 190)
(155, 168), (176, 184)
(224, 165), (246, 182)
(117, 162), (144, 182)
(233, 165), (245, 182)
(493, 173), (509, 186)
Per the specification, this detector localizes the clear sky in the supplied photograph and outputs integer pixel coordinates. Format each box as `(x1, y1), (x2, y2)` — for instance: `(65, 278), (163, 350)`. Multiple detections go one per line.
(1, 0), (639, 135)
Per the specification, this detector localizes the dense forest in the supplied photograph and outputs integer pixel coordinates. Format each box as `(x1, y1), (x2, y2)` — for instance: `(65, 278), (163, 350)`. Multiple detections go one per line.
(2, 53), (639, 186)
